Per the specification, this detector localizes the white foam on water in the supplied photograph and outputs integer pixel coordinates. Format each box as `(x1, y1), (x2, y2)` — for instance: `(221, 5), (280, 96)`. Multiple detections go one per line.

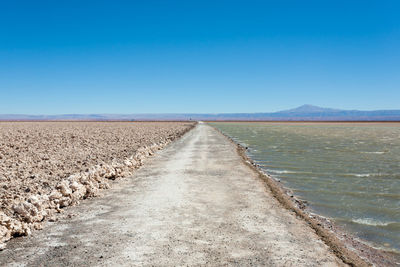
(351, 218), (392, 226)
(267, 169), (297, 174)
(346, 173), (389, 177)
(352, 173), (372, 177)
(362, 151), (386, 154)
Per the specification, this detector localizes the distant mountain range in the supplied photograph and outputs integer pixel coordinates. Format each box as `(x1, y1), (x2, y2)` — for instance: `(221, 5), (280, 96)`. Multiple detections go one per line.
(1, 105), (400, 121)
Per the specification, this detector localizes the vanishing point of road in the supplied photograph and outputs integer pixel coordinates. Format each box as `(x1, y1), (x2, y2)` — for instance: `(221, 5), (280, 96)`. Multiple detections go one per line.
(0, 123), (344, 266)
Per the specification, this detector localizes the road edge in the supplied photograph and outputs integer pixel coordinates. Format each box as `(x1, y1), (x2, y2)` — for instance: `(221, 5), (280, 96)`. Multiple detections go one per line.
(208, 124), (370, 267)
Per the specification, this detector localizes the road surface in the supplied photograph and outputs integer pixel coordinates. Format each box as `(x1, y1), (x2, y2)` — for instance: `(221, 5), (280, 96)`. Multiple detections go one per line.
(0, 123), (344, 266)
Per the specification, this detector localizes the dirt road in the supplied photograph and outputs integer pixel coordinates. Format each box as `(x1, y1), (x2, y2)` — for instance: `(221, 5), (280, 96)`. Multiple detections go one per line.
(0, 123), (344, 266)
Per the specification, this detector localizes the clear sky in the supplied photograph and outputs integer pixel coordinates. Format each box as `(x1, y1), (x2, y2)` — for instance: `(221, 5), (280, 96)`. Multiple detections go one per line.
(1, 1), (399, 114)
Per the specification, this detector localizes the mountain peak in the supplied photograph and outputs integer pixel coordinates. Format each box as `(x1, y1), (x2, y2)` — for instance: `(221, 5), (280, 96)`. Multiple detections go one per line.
(281, 104), (340, 113)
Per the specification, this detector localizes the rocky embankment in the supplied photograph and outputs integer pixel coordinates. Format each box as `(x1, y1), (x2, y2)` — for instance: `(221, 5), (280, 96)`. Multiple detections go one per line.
(0, 122), (194, 248)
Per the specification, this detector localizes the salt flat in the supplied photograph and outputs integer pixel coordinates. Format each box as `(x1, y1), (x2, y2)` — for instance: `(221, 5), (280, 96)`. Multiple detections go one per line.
(0, 122), (193, 244)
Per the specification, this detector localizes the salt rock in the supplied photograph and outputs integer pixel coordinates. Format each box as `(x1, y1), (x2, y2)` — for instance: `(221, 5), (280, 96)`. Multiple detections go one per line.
(33, 222), (43, 230)
(49, 190), (62, 200)
(57, 180), (72, 196)
(88, 170), (100, 180)
(98, 181), (110, 189)
(0, 225), (9, 243)
(23, 202), (39, 217)
(104, 168), (116, 179)
(2, 219), (31, 239)
(27, 195), (41, 208)
(0, 212), (13, 243)
(0, 211), (11, 224)
(85, 182), (99, 197)
(124, 159), (133, 167)
(134, 153), (143, 162)
(79, 176), (89, 185)
(59, 197), (71, 208)
(12, 202), (41, 223)
(69, 181), (81, 191)
(71, 184), (86, 203)
(12, 203), (29, 218)
(20, 223), (31, 236)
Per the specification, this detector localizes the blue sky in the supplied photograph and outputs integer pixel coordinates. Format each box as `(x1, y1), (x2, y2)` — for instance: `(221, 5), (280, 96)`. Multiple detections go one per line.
(1, 1), (399, 114)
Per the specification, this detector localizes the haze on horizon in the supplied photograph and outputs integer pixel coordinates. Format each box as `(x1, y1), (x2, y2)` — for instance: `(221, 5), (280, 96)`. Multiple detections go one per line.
(1, 1), (399, 114)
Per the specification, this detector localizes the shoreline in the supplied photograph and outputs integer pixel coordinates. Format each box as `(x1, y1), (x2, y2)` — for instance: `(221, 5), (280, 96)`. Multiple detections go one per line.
(211, 125), (400, 267)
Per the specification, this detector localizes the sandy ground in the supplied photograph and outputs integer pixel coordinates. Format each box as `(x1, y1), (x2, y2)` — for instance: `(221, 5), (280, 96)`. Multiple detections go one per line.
(0, 122), (194, 245)
(0, 123), (346, 266)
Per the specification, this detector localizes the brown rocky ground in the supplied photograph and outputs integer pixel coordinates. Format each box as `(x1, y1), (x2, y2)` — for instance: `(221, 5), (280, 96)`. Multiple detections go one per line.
(0, 121), (194, 248)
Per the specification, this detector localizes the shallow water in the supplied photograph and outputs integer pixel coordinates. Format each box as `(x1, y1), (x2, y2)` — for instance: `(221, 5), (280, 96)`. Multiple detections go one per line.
(210, 122), (400, 253)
